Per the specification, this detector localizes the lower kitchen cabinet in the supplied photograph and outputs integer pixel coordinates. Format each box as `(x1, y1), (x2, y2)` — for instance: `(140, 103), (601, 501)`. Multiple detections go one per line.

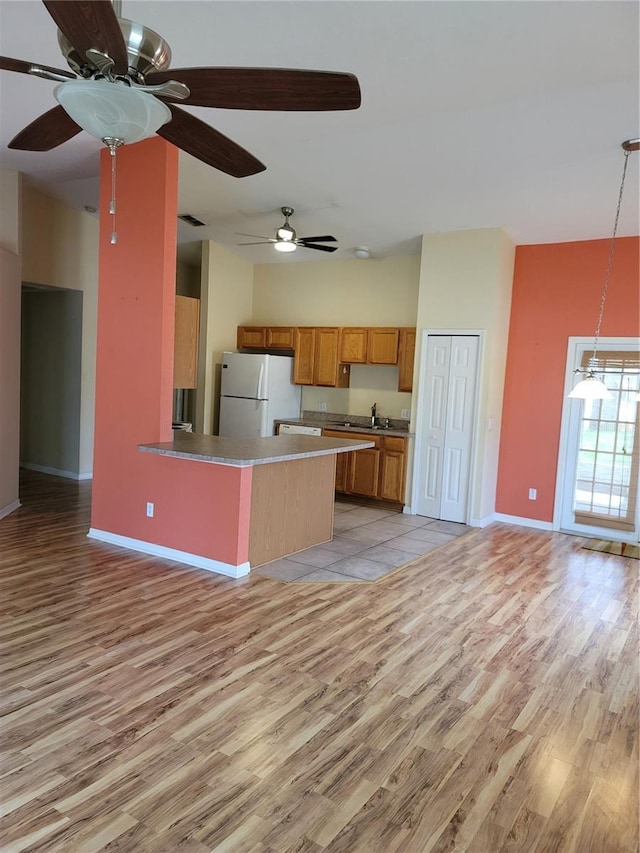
(334, 447), (349, 492)
(323, 429), (407, 504)
(349, 446), (380, 497)
(379, 436), (407, 502)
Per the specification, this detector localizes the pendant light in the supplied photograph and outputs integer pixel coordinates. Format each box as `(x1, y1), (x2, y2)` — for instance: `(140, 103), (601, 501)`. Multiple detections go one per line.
(568, 138), (639, 399)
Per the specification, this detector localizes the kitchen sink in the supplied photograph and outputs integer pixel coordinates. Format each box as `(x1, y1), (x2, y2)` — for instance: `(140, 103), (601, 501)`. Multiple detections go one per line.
(326, 421), (388, 430)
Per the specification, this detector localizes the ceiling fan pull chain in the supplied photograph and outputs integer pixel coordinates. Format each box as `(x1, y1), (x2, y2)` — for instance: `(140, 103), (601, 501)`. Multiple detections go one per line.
(103, 137), (123, 244)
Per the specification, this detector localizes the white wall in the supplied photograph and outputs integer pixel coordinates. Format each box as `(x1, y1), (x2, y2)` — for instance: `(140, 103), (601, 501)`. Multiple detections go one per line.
(0, 171), (21, 518)
(415, 228), (515, 523)
(196, 241), (254, 433)
(21, 186), (98, 475)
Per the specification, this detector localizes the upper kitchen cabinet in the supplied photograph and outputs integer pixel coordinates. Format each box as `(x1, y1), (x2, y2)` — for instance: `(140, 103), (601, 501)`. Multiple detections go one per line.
(266, 327), (295, 349)
(294, 327), (350, 387)
(237, 326), (296, 350)
(293, 327), (315, 384)
(368, 328), (400, 364)
(174, 295), (200, 389)
(397, 327), (416, 392)
(339, 327), (402, 365)
(237, 326), (266, 349)
(339, 328), (368, 363)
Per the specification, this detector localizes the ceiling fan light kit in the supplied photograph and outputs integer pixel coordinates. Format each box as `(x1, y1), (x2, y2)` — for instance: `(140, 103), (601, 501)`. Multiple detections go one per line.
(274, 240), (297, 253)
(354, 246), (370, 259)
(238, 206), (339, 254)
(54, 79), (171, 145)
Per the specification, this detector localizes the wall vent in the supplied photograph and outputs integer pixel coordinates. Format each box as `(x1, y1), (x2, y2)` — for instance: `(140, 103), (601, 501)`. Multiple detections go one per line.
(178, 214), (206, 227)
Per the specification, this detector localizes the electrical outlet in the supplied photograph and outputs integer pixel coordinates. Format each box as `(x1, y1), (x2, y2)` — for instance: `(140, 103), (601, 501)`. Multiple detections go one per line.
(401, 409), (410, 420)
(318, 401), (327, 412)
(146, 501), (154, 517)
(528, 488), (537, 500)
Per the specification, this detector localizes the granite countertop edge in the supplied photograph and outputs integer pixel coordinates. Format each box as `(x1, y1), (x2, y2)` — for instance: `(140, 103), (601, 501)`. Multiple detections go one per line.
(138, 433), (374, 467)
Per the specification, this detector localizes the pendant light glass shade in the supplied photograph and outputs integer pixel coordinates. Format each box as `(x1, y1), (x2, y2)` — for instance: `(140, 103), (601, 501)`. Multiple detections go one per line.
(568, 374), (612, 400)
(54, 79), (171, 144)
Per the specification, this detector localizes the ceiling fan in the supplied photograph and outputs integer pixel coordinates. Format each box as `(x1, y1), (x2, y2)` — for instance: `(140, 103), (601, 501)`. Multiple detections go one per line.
(238, 207), (338, 253)
(0, 0), (361, 178)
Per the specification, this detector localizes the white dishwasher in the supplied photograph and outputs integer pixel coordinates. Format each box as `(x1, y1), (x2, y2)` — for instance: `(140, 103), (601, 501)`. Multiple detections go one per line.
(278, 423), (322, 436)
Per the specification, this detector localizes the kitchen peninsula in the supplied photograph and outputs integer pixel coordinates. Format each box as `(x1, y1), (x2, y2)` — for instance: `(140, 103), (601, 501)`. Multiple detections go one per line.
(138, 431), (373, 576)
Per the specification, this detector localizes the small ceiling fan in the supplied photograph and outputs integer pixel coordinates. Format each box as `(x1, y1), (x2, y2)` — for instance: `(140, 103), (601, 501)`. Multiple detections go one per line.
(0, 0), (361, 178)
(238, 207), (338, 253)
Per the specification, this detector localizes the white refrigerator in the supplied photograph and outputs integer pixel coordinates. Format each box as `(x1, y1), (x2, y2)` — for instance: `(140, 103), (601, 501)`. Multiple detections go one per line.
(218, 352), (302, 438)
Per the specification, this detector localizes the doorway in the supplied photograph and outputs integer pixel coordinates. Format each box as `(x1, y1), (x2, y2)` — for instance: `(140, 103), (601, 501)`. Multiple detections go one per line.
(556, 337), (640, 543)
(20, 284), (83, 479)
(413, 333), (480, 522)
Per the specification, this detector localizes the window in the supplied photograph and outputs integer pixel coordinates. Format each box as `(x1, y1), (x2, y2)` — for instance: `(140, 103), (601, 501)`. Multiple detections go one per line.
(573, 350), (640, 532)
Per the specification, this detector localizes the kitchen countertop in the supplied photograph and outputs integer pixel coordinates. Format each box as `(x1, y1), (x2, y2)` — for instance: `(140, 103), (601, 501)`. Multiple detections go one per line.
(274, 417), (414, 438)
(139, 431), (374, 467)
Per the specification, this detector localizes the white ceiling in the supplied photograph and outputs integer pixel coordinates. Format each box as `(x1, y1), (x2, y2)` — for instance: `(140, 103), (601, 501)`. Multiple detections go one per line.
(1, 1), (638, 266)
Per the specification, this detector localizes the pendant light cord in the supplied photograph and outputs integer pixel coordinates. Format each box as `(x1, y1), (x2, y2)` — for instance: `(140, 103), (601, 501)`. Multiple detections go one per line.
(590, 148), (631, 368)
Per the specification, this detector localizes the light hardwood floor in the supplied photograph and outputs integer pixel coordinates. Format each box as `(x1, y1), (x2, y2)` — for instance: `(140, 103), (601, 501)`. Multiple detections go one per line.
(1, 471), (638, 852)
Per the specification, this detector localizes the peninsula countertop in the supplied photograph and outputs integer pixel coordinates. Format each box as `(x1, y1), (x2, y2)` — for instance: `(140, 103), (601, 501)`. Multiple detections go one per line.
(138, 431), (374, 467)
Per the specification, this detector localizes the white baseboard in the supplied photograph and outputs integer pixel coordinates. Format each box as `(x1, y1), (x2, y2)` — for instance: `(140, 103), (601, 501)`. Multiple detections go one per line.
(0, 499), (21, 520)
(399, 507), (552, 532)
(469, 513), (496, 528)
(21, 462), (92, 481)
(492, 513), (553, 531)
(87, 528), (250, 578)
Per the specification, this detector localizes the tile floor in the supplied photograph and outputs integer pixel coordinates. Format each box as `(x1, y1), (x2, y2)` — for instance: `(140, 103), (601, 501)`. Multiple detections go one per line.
(253, 500), (469, 583)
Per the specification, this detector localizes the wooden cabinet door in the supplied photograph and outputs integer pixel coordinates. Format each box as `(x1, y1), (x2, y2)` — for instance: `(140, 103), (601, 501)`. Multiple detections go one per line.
(174, 295), (200, 389)
(380, 437), (407, 502)
(237, 326), (266, 349)
(349, 447), (380, 497)
(322, 429), (353, 493)
(266, 327), (295, 349)
(293, 328), (316, 384)
(339, 328), (368, 363)
(368, 328), (399, 364)
(398, 328), (416, 391)
(314, 328), (340, 386)
(334, 451), (350, 492)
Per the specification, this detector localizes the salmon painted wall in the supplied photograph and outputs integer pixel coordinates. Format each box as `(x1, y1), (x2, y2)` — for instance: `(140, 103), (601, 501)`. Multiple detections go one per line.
(90, 138), (251, 566)
(496, 237), (640, 521)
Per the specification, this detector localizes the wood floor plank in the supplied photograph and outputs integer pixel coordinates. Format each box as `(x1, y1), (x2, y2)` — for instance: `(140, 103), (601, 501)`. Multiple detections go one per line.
(0, 470), (638, 852)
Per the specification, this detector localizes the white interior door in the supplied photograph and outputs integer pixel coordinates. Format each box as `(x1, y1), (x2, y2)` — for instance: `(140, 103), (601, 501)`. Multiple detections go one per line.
(415, 335), (479, 522)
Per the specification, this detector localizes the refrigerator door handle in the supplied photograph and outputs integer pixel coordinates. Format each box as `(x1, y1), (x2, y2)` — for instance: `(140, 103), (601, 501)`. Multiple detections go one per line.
(257, 362), (265, 400)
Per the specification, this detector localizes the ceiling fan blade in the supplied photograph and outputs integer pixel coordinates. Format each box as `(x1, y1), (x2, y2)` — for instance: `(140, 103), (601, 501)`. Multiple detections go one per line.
(299, 236), (338, 243)
(8, 105), (82, 151)
(157, 105), (266, 177)
(298, 243), (338, 253)
(0, 55), (75, 79)
(237, 241), (273, 246)
(236, 232), (273, 240)
(42, 1), (128, 74)
(148, 68), (361, 111)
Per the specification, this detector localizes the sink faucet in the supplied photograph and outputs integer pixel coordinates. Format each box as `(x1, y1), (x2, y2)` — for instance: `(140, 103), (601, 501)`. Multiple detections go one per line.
(371, 402), (377, 427)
